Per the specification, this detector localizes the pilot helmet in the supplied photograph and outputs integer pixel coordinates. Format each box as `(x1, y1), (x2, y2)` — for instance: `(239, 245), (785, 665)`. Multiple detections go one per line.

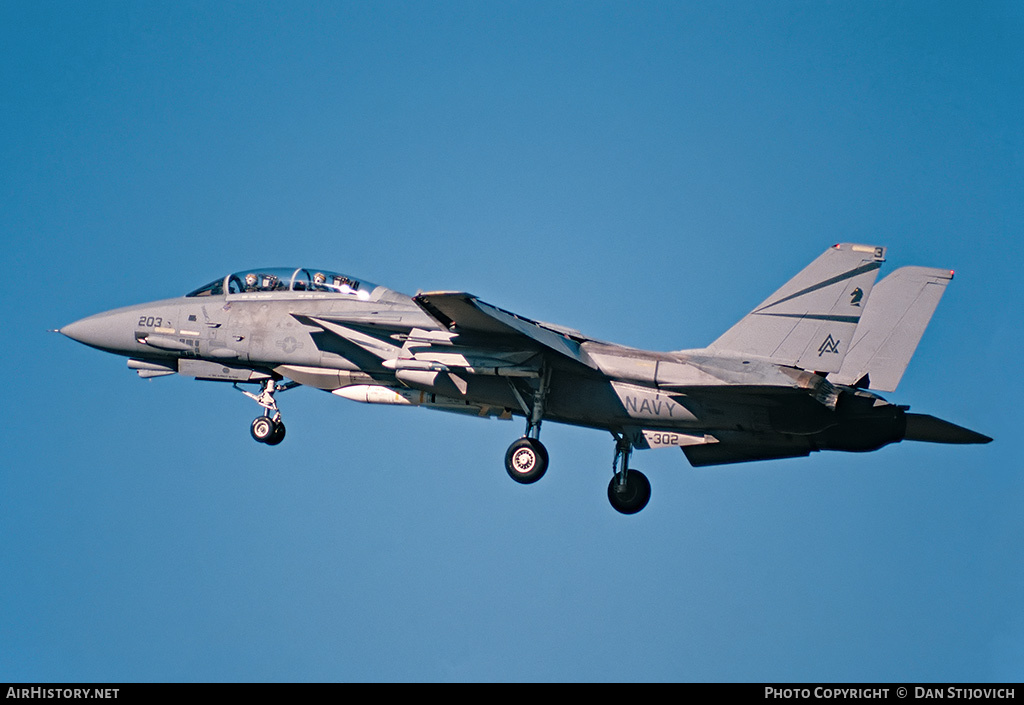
(314, 272), (326, 285)
(245, 273), (258, 288)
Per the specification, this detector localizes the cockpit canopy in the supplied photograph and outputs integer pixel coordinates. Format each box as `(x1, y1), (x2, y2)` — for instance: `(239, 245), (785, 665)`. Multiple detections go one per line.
(186, 268), (378, 299)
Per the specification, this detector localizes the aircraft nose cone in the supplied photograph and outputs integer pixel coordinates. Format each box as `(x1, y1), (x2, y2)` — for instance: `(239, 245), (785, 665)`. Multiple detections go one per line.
(60, 313), (121, 351)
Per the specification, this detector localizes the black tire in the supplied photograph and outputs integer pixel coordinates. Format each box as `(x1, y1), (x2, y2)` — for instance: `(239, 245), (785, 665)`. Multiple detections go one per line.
(264, 420), (286, 446)
(608, 469), (651, 514)
(250, 416), (276, 444)
(504, 437), (549, 484)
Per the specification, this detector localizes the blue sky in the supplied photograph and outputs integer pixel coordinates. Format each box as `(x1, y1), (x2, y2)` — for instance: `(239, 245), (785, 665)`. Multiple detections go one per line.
(2, 1), (1022, 682)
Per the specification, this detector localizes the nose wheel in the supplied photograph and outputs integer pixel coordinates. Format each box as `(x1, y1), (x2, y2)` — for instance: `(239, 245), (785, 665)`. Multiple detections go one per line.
(251, 415), (286, 445)
(236, 378), (296, 446)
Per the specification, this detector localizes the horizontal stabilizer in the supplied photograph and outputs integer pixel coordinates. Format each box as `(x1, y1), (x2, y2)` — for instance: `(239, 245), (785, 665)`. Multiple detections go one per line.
(708, 243), (885, 373)
(830, 267), (953, 392)
(903, 413), (992, 445)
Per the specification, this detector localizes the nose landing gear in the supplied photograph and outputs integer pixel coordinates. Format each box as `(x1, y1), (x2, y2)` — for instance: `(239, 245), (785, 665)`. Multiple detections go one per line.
(250, 414), (286, 446)
(236, 378), (297, 446)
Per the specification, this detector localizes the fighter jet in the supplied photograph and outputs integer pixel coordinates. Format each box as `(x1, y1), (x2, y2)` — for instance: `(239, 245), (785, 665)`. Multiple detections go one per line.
(59, 244), (990, 514)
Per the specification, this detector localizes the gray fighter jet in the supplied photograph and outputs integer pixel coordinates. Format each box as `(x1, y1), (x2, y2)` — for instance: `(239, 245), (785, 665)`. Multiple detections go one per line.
(59, 244), (990, 514)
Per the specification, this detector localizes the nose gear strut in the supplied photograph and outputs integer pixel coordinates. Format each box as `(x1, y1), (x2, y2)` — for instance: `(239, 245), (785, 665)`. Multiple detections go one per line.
(235, 378), (298, 445)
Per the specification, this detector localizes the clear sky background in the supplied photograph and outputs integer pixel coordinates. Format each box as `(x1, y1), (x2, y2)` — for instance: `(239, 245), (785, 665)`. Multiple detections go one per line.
(2, 1), (1022, 682)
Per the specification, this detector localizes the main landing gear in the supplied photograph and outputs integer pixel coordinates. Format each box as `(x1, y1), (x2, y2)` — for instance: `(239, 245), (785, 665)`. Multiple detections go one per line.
(505, 437), (548, 484)
(607, 434), (650, 515)
(503, 366), (550, 484)
(500, 367), (651, 513)
(236, 378), (297, 446)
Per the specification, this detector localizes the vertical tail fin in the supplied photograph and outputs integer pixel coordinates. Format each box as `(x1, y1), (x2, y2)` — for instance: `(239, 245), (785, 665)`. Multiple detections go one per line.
(828, 266), (953, 392)
(707, 243), (886, 373)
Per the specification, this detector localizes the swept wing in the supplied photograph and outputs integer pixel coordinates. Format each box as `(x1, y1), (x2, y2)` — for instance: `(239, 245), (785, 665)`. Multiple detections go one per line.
(413, 291), (598, 370)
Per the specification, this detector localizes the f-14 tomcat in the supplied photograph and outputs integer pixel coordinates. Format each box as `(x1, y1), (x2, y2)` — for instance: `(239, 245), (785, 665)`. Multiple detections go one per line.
(59, 244), (990, 514)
